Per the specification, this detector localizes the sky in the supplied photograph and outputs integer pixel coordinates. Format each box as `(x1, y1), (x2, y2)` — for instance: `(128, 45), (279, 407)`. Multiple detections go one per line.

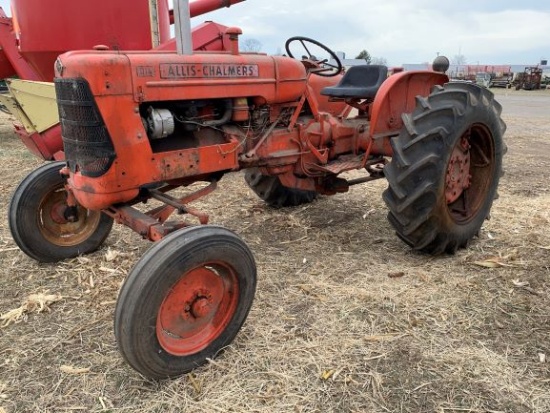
(199, 0), (550, 66)
(1, 0), (548, 66)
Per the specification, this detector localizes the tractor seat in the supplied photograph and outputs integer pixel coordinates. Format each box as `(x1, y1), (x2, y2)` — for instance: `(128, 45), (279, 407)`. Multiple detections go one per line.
(321, 65), (388, 99)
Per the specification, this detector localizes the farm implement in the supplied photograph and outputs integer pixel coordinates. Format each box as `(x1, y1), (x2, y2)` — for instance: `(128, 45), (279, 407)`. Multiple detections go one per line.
(9, 0), (506, 379)
(0, 0), (245, 160)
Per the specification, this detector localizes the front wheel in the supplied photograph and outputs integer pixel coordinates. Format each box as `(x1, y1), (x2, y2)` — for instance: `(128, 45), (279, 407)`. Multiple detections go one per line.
(383, 82), (507, 254)
(8, 161), (113, 262)
(114, 225), (257, 379)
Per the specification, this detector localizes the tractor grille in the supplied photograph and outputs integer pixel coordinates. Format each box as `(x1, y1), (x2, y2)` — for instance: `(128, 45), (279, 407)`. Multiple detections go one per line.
(55, 78), (115, 177)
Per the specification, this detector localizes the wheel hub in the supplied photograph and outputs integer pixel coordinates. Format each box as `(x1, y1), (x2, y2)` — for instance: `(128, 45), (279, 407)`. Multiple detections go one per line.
(179, 290), (216, 321)
(156, 264), (239, 356)
(50, 202), (78, 224)
(190, 296), (211, 319)
(446, 136), (471, 204)
(50, 202), (71, 224)
(40, 186), (103, 246)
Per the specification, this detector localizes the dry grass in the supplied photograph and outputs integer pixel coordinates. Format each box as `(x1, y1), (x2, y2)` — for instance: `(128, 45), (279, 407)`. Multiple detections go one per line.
(1, 89), (549, 413)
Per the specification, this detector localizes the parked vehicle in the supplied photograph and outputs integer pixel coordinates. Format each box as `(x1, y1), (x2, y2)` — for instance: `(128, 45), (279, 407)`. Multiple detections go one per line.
(475, 72), (493, 88)
(514, 66), (543, 90)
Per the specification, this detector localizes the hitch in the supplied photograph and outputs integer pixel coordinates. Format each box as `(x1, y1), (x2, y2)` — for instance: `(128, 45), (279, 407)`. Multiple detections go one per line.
(103, 180), (217, 241)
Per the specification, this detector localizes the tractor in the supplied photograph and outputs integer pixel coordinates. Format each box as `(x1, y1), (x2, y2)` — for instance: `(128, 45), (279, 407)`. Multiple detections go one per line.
(8, 0), (506, 379)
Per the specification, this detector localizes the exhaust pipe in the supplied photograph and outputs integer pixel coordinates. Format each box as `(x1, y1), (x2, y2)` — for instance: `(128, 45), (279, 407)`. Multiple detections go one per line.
(174, 0), (193, 55)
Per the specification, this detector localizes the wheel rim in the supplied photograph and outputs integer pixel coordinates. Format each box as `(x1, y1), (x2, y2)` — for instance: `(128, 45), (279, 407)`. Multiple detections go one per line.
(156, 262), (239, 356)
(39, 185), (103, 246)
(446, 124), (495, 223)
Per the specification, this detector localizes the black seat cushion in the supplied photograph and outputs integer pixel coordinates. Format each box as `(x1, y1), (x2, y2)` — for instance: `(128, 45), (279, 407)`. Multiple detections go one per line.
(321, 65), (388, 99)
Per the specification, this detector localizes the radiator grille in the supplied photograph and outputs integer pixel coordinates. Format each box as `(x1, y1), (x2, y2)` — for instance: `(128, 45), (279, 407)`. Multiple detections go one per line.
(55, 78), (115, 177)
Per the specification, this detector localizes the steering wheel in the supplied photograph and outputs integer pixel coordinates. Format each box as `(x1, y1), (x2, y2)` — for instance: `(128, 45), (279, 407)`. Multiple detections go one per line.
(285, 36), (343, 77)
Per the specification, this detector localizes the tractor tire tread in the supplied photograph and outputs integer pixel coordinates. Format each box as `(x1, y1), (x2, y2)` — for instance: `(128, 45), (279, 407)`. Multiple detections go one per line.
(115, 225), (257, 379)
(8, 161), (113, 262)
(244, 168), (317, 208)
(383, 82), (505, 255)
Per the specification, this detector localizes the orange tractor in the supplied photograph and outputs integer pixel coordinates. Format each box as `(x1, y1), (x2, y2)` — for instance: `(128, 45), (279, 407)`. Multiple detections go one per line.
(9, 0), (506, 379)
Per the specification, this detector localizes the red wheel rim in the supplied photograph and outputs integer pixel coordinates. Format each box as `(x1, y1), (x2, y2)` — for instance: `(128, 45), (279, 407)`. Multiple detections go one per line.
(156, 262), (239, 356)
(446, 124), (495, 223)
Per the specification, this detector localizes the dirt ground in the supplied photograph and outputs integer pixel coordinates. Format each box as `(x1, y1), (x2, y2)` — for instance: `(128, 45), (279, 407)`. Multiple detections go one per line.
(0, 88), (549, 413)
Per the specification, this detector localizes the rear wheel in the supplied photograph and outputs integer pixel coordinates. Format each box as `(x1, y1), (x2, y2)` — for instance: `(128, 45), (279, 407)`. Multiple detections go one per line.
(245, 168), (317, 208)
(115, 225), (257, 379)
(383, 82), (506, 254)
(8, 161), (113, 262)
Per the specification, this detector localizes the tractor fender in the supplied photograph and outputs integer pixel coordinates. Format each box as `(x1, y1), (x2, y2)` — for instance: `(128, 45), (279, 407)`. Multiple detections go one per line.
(369, 70), (449, 140)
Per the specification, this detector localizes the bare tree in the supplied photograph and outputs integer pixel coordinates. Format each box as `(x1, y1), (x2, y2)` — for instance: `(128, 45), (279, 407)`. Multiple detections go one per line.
(241, 38), (262, 52)
(452, 54), (467, 65)
(371, 56), (388, 66)
(356, 49), (372, 64)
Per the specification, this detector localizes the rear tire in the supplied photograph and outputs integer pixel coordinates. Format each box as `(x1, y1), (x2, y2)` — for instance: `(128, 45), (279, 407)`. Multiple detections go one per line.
(383, 82), (506, 254)
(115, 225), (257, 379)
(8, 161), (113, 262)
(245, 168), (317, 207)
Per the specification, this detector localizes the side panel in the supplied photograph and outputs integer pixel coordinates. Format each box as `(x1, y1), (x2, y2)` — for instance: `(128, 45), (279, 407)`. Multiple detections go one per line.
(5, 79), (58, 134)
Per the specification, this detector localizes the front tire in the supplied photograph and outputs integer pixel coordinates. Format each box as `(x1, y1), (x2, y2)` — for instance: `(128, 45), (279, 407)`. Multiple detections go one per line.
(245, 168), (317, 208)
(8, 161), (113, 262)
(114, 225), (257, 379)
(383, 83), (506, 254)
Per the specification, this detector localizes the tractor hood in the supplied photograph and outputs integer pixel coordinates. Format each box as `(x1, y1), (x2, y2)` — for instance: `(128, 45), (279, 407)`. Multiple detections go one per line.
(55, 50), (308, 106)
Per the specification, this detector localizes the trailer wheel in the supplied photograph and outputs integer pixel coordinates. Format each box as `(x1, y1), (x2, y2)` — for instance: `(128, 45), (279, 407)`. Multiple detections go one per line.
(115, 225), (256, 379)
(245, 168), (317, 208)
(8, 161), (113, 262)
(383, 82), (506, 254)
